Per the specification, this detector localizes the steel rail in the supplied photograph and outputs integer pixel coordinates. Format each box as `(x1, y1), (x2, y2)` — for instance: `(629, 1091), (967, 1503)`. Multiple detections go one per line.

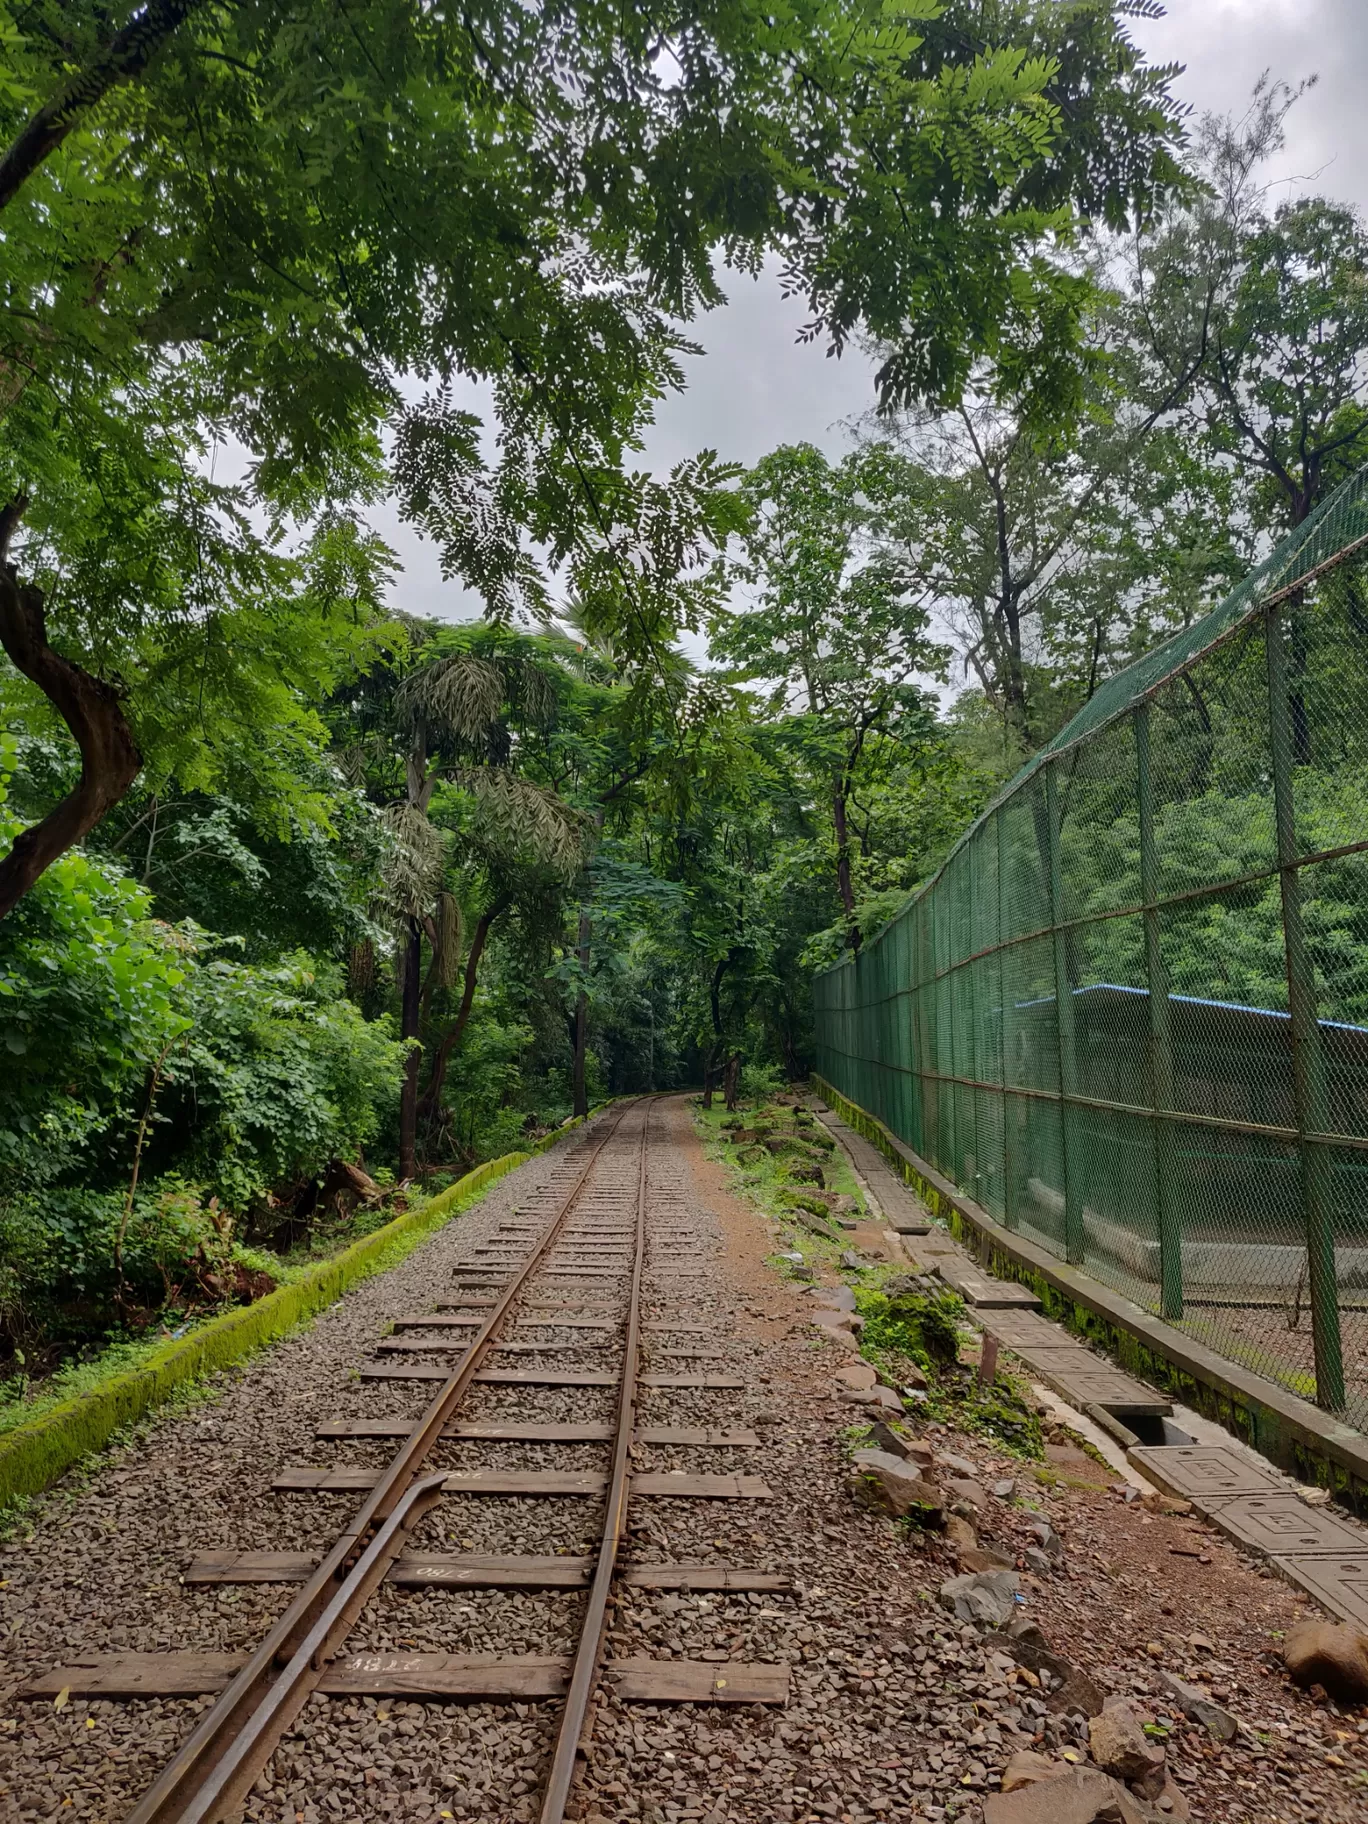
(539, 1099), (652, 1824)
(127, 1102), (637, 1824)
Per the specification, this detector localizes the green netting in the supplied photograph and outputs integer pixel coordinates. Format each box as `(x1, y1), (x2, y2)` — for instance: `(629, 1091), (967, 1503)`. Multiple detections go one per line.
(814, 462), (1368, 1429)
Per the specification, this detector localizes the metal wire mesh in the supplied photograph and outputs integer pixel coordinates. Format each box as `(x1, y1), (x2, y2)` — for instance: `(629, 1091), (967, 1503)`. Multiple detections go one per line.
(813, 463), (1368, 1428)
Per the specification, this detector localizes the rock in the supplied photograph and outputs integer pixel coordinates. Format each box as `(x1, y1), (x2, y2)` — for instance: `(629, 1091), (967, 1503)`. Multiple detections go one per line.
(1000, 1751), (1072, 1794)
(849, 1452), (943, 1520)
(1024, 1516), (1065, 1564)
(864, 1384), (902, 1412)
(983, 1767), (1145, 1824)
(936, 1450), (979, 1478)
(993, 1478), (1018, 1500)
(810, 1304), (859, 1331)
(1151, 1774), (1191, 1819)
(813, 1323), (861, 1354)
(1142, 1491), (1193, 1516)
(1283, 1619), (1368, 1705)
(1024, 1546), (1054, 1577)
(993, 1626), (1105, 1718)
(840, 1250), (862, 1269)
(1154, 1670), (1237, 1743)
(901, 1361), (930, 1390)
(869, 1420), (916, 1459)
(902, 1439), (937, 1468)
(945, 1475), (991, 1510)
(961, 1544), (1016, 1573)
(833, 1362), (877, 1391)
(944, 1514), (978, 1551)
(1088, 1700), (1166, 1788)
(938, 1569), (1019, 1629)
(809, 1284), (857, 1310)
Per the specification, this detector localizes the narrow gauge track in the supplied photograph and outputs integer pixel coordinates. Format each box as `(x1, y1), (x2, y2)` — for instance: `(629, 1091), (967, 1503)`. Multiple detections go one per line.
(28, 1099), (790, 1823)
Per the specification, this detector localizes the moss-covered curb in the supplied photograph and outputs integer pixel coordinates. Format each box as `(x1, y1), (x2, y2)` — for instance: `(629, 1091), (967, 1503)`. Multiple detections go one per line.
(0, 1111), (603, 1509)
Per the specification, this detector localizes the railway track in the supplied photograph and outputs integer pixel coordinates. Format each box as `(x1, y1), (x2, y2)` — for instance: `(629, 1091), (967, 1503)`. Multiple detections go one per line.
(25, 1099), (791, 1823)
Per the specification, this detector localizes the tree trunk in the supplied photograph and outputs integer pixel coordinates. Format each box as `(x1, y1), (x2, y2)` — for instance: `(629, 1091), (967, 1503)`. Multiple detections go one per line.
(722, 1051), (742, 1112)
(831, 783), (860, 954)
(0, 533), (142, 918)
(419, 900), (506, 1118)
(397, 917), (423, 1180)
(571, 902), (591, 1119)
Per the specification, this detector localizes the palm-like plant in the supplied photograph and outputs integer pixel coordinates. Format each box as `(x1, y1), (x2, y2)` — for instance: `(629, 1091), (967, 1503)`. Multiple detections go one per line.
(348, 629), (582, 1176)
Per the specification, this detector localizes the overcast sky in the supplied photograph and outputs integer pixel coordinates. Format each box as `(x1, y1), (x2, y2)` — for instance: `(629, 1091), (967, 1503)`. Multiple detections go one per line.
(383, 0), (1368, 624)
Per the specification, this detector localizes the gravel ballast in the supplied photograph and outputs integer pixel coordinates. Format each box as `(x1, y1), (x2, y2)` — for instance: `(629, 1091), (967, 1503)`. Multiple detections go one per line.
(4, 1098), (1367, 1824)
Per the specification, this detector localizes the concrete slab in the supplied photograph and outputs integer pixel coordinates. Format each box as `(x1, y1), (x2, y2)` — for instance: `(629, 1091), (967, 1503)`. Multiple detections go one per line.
(935, 1261), (1041, 1308)
(1129, 1444), (1284, 1505)
(1031, 1361), (1173, 1417)
(1270, 1553), (1368, 1626)
(976, 1310), (1064, 1348)
(1202, 1494), (1368, 1557)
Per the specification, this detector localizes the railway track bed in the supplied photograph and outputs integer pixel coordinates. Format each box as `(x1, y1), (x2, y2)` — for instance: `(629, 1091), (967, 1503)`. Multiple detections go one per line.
(8, 1102), (797, 1823)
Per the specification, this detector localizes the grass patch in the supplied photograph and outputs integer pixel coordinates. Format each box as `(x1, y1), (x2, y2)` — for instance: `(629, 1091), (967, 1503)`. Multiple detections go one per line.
(692, 1095), (867, 1283)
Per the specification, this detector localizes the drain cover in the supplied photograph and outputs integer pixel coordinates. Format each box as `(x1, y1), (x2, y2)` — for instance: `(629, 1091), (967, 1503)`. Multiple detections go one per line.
(1271, 1554), (1368, 1626)
(1130, 1445), (1284, 1506)
(1204, 1495), (1367, 1556)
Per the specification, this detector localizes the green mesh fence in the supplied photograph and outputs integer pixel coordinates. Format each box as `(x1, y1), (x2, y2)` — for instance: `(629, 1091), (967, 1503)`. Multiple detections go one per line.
(814, 463), (1368, 1428)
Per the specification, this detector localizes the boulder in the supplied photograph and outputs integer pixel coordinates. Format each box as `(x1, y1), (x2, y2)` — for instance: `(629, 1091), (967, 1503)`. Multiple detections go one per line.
(869, 1420), (916, 1459)
(936, 1450), (979, 1478)
(833, 1362), (877, 1391)
(1024, 1547), (1054, 1577)
(983, 1767), (1146, 1824)
(864, 1384), (902, 1412)
(1088, 1700), (1166, 1789)
(1283, 1619), (1368, 1704)
(992, 1624), (1105, 1718)
(849, 1453), (943, 1521)
(1154, 1669), (1237, 1743)
(945, 1475), (991, 1510)
(961, 1544), (1016, 1573)
(1000, 1751), (1072, 1794)
(939, 1569), (1019, 1629)
(809, 1284), (857, 1311)
(944, 1514), (978, 1552)
(993, 1478), (1018, 1500)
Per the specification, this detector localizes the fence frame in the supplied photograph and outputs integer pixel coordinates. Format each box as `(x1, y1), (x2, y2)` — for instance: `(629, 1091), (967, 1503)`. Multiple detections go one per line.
(815, 468), (1368, 1419)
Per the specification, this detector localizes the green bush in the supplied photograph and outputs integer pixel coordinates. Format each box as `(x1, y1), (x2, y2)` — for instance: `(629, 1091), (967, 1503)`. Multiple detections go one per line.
(0, 823), (405, 1360)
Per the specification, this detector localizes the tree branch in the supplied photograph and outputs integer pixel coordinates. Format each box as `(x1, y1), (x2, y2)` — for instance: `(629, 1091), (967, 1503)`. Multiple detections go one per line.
(0, 0), (204, 215)
(0, 503), (142, 916)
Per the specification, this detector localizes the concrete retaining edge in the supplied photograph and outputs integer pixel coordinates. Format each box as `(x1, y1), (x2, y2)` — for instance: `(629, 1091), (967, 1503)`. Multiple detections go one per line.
(0, 1110), (605, 1510)
(811, 1074), (1368, 1514)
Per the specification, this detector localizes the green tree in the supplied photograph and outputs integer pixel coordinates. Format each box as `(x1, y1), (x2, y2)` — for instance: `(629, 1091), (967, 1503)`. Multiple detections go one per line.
(716, 443), (947, 953)
(1, 0), (1186, 913)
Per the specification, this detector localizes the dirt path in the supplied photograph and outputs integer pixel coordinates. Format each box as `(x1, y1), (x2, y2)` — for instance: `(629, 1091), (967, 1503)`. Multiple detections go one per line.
(2, 1099), (1364, 1824)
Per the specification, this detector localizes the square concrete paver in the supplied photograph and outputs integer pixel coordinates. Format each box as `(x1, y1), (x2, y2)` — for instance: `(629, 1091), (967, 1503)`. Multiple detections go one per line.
(1271, 1553), (1368, 1626)
(936, 1261), (1041, 1308)
(1203, 1494), (1368, 1556)
(1130, 1445), (1285, 1506)
(1032, 1362), (1173, 1417)
(977, 1311), (1065, 1348)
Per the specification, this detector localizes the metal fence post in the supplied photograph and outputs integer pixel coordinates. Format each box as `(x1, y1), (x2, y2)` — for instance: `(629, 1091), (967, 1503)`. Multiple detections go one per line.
(998, 807), (1018, 1231)
(1045, 763), (1085, 1264)
(1266, 603), (1345, 1412)
(1135, 704), (1183, 1320)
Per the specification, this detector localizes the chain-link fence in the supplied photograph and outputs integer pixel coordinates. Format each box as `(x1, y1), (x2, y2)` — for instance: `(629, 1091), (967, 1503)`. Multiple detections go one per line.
(814, 466), (1368, 1429)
